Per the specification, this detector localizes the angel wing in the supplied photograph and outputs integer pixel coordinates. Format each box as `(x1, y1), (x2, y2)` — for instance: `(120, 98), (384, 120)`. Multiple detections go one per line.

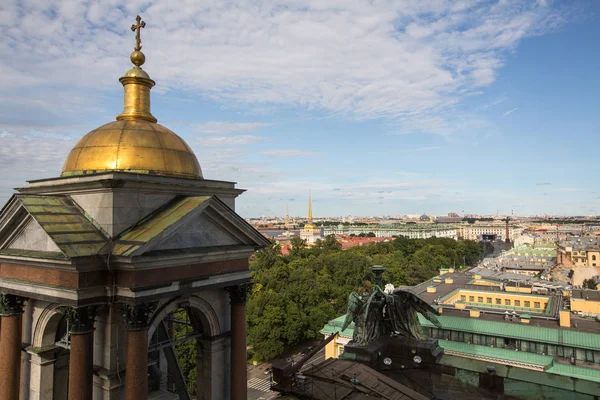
(384, 288), (441, 339)
(342, 291), (363, 332)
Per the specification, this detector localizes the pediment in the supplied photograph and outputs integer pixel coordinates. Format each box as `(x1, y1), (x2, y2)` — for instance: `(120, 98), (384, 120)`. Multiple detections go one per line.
(155, 213), (241, 251)
(0, 195), (108, 260)
(112, 196), (270, 257)
(6, 217), (61, 253)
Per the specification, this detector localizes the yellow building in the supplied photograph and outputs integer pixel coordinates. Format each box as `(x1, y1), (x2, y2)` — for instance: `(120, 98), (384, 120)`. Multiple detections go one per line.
(558, 237), (600, 267)
(570, 289), (600, 316)
(320, 315), (352, 359)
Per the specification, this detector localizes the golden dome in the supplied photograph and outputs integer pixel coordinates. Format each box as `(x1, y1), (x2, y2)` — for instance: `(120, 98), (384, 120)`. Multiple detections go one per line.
(61, 16), (202, 180)
(61, 120), (202, 179)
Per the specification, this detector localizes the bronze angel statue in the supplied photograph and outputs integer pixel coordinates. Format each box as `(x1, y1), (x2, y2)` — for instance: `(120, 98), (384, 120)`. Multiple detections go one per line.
(342, 283), (441, 346)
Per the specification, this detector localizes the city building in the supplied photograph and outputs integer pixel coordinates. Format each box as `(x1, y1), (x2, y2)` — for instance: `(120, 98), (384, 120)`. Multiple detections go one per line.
(299, 192), (325, 244)
(557, 237), (600, 286)
(321, 268), (600, 399)
(459, 223), (521, 242)
(0, 18), (269, 400)
(324, 224), (458, 239)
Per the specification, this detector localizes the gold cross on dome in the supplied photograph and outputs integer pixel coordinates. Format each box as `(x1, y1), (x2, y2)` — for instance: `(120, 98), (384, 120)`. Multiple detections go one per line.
(131, 15), (146, 51)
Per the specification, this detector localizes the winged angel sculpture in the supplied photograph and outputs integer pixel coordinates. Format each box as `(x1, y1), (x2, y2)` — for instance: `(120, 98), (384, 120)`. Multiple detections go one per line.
(342, 284), (441, 346)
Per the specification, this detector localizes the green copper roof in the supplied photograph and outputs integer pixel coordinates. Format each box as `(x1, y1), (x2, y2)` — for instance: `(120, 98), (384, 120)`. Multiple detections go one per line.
(546, 363), (600, 383)
(320, 315), (354, 339)
(18, 195), (107, 258)
(419, 315), (600, 350)
(438, 339), (554, 367)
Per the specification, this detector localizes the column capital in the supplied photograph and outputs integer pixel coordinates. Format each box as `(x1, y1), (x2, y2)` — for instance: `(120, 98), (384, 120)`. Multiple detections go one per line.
(121, 301), (158, 331)
(225, 283), (253, 305)
(59, 306), (98, 334)
(0, 293), (26, 316)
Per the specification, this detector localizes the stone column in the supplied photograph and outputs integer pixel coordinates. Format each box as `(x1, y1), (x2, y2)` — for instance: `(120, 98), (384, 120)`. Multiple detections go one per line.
(27, 346), (58, 400)
(226, 283), (252, 400)
(196, 336), (228, 400)
(121, 302), (157, 400)
(0, 294), (26, 400)
(60, 306), (97, 400)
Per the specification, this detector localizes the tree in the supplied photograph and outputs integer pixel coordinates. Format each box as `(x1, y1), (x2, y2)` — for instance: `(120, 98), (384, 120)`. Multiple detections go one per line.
(582, 279), (598, 290)
(246, 235), (487, 362)
(289, 237), (307, 257)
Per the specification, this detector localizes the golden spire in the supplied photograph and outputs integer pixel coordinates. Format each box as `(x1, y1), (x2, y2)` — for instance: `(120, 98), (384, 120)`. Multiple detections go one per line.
(308, 190), (313, 221)
(116, 15), (157, 123)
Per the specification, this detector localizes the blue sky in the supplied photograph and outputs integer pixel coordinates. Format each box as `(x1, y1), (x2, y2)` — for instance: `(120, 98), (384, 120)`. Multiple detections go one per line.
(0, 0), (598, 217)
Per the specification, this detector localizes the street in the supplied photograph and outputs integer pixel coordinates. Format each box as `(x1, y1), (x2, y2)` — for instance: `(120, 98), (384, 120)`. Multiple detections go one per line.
(247, 346), (326, 400)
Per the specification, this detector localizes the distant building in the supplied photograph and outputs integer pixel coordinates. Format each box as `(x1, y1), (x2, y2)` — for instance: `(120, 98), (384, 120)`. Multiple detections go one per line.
(324, 224), (457, 239)
(557, 237), (600, 286)
(459, 223), (520, 241)
(299, 192), (324, 244)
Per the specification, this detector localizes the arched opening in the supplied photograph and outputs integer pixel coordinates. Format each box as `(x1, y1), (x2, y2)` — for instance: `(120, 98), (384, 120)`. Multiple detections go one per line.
(32, 305), (70, 400)
(147, 296), (223, 399)
(149, 306), (203, 398)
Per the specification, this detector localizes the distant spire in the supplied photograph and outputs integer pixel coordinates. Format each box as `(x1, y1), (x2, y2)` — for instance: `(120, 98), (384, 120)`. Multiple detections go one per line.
(308, 190), (313, 221)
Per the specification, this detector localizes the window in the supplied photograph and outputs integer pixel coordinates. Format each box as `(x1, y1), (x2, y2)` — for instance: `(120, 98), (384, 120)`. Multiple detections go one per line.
(460, 295), (466, 301)
(478, 296), (483, 303)
(515, 300), (521, 307)
(469, 296), (474, 302)
(338, 346), (344, 357)
(593, 255), (597, 261)
(524, 301), (531, 308)
(487, 297), (492, 304)
(543, 303), (547, 308)
(496, 298), (501, 305)
(505, 299), (511, 306)
(534, 302), (541, 308)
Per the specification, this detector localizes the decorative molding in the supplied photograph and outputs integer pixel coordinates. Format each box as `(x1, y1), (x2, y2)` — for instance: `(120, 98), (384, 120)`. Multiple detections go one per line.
(121, 301), (158, 330)
(444, 349), (547, 372)
(0, 293), (26, 316)
(59, 305), (98, 334)
(225, 282), (253, 305)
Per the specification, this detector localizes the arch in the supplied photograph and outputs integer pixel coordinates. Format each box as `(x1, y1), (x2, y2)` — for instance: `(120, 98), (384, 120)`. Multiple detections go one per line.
(147, 294), (221, 341)
(33, 304), (66, 347)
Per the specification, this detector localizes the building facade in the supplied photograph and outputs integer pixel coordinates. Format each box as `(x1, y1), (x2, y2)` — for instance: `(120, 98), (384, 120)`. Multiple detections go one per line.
(324, 224), (458, 239)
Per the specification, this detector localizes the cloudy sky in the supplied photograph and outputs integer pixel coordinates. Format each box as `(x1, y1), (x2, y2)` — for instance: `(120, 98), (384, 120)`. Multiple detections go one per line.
(1, 0), (599, 217)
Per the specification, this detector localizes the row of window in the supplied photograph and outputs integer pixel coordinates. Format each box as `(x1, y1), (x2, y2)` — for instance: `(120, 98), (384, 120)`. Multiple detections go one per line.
(459, 295), (544, 309)
(427, 328), (599, 364)
(572, 252), (597, 261)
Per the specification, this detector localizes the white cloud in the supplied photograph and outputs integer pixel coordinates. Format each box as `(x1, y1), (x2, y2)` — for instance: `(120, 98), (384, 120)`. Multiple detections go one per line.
(0, 1), (563, 123)
(261, 150), (320, 158)
(201, 135), (264, 147)
(503, 108), (518, 117)
(194, 121), (271, 135)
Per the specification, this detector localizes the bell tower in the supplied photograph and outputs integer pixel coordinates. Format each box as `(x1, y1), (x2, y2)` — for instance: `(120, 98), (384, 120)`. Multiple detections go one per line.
(0, 16), (268, 400)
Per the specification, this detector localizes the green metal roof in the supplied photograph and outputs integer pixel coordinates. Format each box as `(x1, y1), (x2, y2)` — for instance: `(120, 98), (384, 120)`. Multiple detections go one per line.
(546, 363), (600, 383)
(19, 195), (107, 258)
(113, 196), (210, 256)
(320, 315), (354, 339)
(419, 315), (600, 350)
(438, 339), (554, 367)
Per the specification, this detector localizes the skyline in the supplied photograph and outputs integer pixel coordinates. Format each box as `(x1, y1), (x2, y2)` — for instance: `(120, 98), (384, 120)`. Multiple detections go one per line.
(1, 1), (599, 217)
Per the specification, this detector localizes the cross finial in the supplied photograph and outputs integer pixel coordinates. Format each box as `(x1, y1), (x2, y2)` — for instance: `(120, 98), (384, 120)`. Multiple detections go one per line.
(131, 15), (146, 51)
